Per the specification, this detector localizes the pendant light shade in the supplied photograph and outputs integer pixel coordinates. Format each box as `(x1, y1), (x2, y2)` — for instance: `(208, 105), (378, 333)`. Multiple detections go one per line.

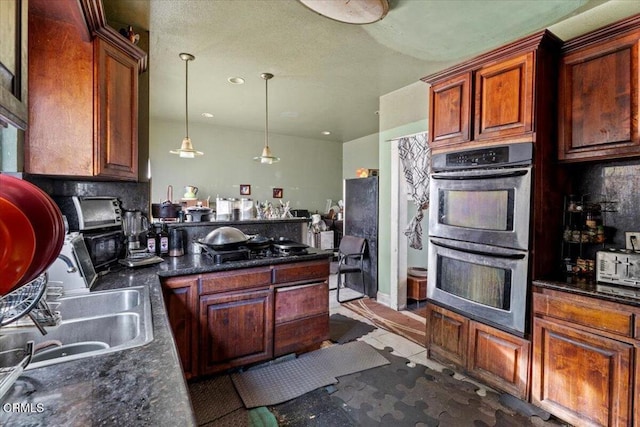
(254, 73), (280, 164)
(298, 0), (389, 24)
(170, 53), (203, 158)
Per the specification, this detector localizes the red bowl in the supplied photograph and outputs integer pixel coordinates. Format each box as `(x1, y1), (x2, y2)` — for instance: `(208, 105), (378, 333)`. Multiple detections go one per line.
(0, 175), (65, 294)
(0, 198), (36, 295)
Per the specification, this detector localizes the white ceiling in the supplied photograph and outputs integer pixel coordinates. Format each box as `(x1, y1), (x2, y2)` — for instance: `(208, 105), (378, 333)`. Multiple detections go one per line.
(104, 0), (640, 142)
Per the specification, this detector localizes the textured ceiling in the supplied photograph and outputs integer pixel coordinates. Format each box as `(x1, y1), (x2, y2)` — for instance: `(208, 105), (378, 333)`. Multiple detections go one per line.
(104, 0), (640, 142)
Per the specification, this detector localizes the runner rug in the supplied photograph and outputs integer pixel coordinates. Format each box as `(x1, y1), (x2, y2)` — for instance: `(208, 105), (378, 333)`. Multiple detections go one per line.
(342, 297), (426, 347)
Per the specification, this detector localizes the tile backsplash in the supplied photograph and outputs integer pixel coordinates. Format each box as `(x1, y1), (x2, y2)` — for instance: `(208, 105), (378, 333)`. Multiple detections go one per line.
(25, 175), (150, 216)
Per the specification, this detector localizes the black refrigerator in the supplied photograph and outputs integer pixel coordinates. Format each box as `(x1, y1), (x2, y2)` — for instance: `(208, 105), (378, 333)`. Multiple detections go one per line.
(344, 176), (378, 298)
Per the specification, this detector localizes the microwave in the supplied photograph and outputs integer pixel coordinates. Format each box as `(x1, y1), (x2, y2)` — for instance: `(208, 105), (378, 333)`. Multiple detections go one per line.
(596, 250), (640, 288)
(83, 229), (125, 270)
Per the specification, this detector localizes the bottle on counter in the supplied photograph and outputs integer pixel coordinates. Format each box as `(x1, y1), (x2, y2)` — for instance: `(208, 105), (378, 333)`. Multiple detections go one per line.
(156, 224), (169, 256)
(146, 225), (157, 254)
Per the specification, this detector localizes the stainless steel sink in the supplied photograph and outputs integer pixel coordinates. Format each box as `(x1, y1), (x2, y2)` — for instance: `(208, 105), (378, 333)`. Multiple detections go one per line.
(0, 286), (153, 370)
(55, 288), (141, 320)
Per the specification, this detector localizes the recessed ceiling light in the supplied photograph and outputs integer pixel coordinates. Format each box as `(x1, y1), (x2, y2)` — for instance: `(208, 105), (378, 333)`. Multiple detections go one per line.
(228, 77), (245, 84)
(201, 112), (214, 118)
(321, 131), (331, 135)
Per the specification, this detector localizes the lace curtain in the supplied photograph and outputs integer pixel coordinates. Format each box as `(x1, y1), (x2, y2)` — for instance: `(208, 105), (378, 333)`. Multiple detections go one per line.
(398, 132), (431, 250)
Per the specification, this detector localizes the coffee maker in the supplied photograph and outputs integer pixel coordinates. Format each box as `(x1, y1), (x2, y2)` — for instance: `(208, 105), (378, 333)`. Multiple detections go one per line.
(119, 210), (163, 267)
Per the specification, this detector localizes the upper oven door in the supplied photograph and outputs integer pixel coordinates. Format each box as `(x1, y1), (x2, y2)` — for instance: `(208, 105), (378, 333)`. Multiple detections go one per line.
(429, 166), (532, 250)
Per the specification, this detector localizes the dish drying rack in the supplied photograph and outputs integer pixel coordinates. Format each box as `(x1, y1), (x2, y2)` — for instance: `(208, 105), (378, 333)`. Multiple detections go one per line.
(0, 273), (62, 400)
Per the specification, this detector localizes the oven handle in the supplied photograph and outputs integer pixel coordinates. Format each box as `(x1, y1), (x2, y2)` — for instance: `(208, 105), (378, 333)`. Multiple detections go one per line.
(431, 170), (528, 180)
(430, 239), (526, 260)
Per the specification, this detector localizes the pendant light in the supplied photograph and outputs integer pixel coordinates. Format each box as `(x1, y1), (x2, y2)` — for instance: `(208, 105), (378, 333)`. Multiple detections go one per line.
(298, 0), (389, 24)
(170, 53), (203, 158)
(254, 73), (280, 164)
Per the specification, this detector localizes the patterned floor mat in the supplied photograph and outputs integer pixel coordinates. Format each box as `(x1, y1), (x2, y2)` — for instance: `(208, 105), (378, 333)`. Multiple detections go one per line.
(231, 341), (390, 408)
(272, 346), (569, 426)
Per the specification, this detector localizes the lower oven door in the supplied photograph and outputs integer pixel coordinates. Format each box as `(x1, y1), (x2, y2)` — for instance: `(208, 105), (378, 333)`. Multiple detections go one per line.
(427, 236), (529, 336)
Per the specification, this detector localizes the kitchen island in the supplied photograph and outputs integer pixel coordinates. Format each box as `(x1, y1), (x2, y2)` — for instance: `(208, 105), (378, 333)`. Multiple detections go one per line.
(0, 249), (332, 426)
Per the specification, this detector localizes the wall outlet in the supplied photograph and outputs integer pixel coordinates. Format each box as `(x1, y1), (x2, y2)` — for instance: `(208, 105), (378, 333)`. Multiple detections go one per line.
(626, 232), (640, 251)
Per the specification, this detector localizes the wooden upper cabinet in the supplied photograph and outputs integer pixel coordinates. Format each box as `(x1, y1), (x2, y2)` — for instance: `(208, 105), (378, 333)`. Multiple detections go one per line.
(422, 30), (559, 152)
(558, 16), (640, 162)
(25, 0), (146, 180)
(94, 37), (139, 179)
(0, 0), (28, 130)
(428, 73), (471, 149)
(474, 52), (534, 141)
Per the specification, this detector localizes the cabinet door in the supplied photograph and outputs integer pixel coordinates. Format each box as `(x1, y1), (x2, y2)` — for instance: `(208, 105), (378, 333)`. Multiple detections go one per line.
(426, 303), (468, 367)
(0, 0), (28, 129)
(532, 317), (633, 427)
(474, 52), (535, 142)
(428, 72), (471, 149)
(94, 38), (138, 180)
(559, 32), (640, 162)
(161, 276), (199, 379)
(199, 288), (273, 375)
(468, 321), (530, 400)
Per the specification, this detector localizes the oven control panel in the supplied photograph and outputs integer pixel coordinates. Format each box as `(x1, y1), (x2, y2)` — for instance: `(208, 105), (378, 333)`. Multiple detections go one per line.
(432, 143), (533, 171)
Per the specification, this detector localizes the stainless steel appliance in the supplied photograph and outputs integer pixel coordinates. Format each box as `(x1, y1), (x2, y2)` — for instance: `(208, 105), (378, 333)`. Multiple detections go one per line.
(596, 249), (640, 288)
(82, 230), (124, 270)
(54, 196), (124, 270)
(47, 232), (97, 294)
(55, 196), (122, 231)
(428, 143), (533, 336)
(119, 210), (163, 268)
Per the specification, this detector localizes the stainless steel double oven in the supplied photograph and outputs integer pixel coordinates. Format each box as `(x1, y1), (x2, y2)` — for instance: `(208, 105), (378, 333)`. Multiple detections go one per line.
(427, 143), (533, 336)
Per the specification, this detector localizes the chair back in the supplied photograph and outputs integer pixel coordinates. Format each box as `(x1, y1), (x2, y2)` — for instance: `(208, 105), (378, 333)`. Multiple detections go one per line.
(339, 235), (366, 257)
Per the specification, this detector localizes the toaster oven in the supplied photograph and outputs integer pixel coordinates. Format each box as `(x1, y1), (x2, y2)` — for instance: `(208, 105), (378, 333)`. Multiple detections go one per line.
(596, 250), (640, 288)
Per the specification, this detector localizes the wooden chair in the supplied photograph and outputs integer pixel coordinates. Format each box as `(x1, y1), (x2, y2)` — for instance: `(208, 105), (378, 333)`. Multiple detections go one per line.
(330, 235), (367, 303)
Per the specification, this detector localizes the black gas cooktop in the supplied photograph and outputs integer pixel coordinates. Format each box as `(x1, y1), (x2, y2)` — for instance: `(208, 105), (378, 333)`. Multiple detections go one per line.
(201, 241), (309, 265)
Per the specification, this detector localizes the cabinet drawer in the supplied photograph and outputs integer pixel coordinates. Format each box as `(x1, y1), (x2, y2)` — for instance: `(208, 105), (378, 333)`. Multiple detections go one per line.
(533, 291), (635, 338)
(272, 260), (329, 284)
(199, 266), (272, 295)
(274, 314), (329, 357)
(275, 281), (328, 324)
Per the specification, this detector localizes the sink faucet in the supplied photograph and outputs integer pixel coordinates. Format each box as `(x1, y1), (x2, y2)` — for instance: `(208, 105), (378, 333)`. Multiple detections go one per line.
(57, 254), (77, 273)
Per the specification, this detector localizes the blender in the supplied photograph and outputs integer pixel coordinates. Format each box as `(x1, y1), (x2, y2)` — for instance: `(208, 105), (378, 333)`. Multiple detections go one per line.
(119, 210), (163, 267)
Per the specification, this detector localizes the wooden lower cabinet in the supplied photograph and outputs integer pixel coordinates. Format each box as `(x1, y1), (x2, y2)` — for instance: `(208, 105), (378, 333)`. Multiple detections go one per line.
(161, 276), (199, 379)
(426, 303), (468, 367)
(426, 303), (530, 400)
(532, 317), (633, 426)
(532, 286), (639, 426)
(199, 288), (273, 375)
(468, 322), (530, 400)
(160, 258), (330, 378)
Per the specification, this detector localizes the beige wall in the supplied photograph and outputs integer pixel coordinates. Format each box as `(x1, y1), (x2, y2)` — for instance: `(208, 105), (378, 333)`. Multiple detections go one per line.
(150, 119), (343, 214)
(342, 133), (379, 180)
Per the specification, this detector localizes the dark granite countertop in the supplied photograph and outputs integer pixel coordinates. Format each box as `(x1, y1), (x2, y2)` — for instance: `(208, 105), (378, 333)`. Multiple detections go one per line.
(157, 248), (333, 278)
(533, 278), (640, 308)
(0, 250), (332, 426)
